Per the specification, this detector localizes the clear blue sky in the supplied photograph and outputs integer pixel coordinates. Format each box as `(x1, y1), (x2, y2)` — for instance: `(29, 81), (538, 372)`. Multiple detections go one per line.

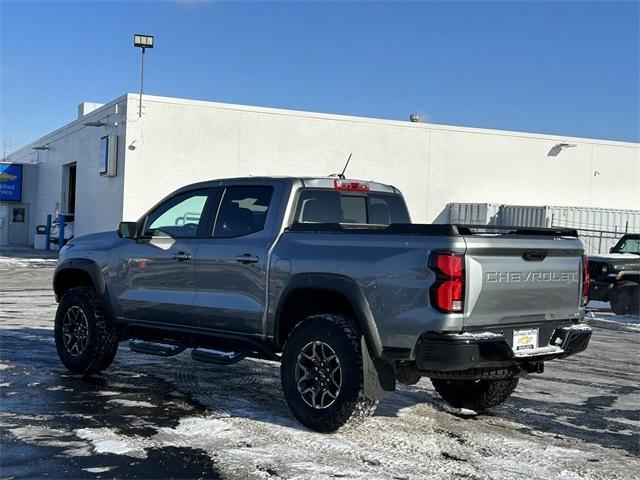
(1, 0), (639, 150)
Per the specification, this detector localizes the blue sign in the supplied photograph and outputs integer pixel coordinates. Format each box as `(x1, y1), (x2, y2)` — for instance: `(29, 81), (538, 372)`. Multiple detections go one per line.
(0, 163), (23, 202)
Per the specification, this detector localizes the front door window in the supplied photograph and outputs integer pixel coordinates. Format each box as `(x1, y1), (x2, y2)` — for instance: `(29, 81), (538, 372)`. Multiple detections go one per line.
(145, 190), (209, 238)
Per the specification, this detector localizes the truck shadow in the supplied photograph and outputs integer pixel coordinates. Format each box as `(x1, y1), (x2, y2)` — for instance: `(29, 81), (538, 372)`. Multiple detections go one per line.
(0, 327), (223, 479)
(2, 327), (638, 459)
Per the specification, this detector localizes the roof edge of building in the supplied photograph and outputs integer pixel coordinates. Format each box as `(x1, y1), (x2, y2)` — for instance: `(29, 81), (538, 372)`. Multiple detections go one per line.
(7, 94), (129, 163)
(7, 92), (639, 163)
(128, 93), (640, 148)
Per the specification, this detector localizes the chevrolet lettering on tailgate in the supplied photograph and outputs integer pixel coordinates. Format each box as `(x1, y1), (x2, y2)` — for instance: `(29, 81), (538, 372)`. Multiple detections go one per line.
(486, 271), (579, 283)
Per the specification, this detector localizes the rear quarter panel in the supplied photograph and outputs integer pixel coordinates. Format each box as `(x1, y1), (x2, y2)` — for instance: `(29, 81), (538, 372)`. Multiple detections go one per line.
(269, 232), (466, 351)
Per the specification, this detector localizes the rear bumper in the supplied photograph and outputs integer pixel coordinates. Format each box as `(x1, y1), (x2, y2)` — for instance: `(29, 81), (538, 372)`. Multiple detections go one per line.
(415, 323), (592, 373)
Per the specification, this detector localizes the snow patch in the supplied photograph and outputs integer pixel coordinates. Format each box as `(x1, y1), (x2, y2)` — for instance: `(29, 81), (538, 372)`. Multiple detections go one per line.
(75, 428), (148, 458)
(8, 425), (90, 456)
(82, 467), (115, 473)
(155, 417), (239, 442)
(107, 399), (157, 408)
(443, 405), (478, 417)
(586, 300), (611, 310)
(96, 390), (121, 396)
(46, 386), (73, 391)
(586, 312), (640, 331)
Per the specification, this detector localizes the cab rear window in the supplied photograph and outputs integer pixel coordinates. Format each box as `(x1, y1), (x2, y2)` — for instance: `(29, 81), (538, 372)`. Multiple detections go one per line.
(294, 189), (410, 225)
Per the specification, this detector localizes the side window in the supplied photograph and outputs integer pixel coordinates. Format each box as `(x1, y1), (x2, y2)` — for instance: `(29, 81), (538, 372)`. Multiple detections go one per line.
(145, 190), (209, 238)
(213, 186), (273, 238)
(297, 190), (342, 223)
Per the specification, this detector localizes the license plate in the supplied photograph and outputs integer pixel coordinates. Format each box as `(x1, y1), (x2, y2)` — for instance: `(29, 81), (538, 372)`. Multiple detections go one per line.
(513, 328), (539, 352)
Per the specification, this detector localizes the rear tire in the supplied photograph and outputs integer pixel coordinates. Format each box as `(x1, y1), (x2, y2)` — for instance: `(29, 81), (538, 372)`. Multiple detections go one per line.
(281, 314), (377, 432)
(54, 287), (119, 374)
(610, 282), (640, 315)
(431, 377), (519, 412)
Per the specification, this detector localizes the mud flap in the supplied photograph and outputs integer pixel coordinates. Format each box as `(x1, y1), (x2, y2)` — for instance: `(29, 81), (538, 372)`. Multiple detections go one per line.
(361, 336), (395, 401)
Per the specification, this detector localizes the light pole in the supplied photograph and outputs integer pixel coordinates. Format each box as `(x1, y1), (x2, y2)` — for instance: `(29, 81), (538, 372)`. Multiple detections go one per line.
(133, 34), (154, 118)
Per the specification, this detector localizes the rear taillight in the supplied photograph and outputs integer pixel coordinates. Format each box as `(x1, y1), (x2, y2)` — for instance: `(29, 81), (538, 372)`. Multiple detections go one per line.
(333, 179), (370, 191)
(429, 252), (465, 313)
(581, 255), (590, 306)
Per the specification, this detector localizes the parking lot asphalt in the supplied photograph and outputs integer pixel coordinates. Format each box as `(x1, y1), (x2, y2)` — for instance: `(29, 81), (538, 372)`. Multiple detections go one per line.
(1, 250), (639, 479)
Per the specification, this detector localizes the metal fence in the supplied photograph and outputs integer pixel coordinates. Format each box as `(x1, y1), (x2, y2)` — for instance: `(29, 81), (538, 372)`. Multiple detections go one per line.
(573, 228), (630, 255)
(550, 218), (637, 255)
(444, 202), (639, 255)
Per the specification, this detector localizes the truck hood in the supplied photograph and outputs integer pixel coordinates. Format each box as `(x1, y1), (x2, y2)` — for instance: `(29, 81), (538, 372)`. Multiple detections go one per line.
(66, 230), (122, 250)
(588, 253), (640, 272)
(589, 253), (639, 261)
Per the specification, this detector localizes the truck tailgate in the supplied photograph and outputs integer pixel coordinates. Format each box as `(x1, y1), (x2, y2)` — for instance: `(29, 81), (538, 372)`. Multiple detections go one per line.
(463, 235), (584, 328)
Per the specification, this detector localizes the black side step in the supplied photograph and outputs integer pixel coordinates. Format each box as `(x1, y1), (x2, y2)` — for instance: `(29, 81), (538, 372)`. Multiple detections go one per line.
(129, 340), (186, 357)
(121, 321), (280, 361)
(191, 348), (246, 365)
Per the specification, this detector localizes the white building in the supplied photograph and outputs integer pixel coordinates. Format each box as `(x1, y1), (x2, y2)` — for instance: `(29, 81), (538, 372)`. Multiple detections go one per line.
(2, 93), (639, 246)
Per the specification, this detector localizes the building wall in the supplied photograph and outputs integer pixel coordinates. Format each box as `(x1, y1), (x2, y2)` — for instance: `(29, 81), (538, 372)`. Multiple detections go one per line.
(7, 97), (128, 238)
(122, 94), (640, 224)
(7, 93), (640, 242)
(427, 130), (639, 221)
(122, 94), (431, 222)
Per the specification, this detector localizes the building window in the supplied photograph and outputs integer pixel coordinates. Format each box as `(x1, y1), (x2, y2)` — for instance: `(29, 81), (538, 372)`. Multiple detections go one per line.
(12, 207), (25, 223)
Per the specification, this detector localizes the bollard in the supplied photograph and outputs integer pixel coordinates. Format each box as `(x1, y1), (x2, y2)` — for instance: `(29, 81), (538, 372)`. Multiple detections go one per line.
(58, 215), (65, 251)
(45, 214), (52, 251)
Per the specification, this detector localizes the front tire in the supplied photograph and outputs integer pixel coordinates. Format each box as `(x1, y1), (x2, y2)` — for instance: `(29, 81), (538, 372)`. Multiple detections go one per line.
(281, 314), (377, 432)
(54, 287), (119, 374)
(431, 377), (519, 412)
(610, 282), (640, 315)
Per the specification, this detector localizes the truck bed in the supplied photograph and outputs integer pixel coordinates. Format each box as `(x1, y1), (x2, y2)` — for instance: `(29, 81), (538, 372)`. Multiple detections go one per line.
(277, 222), (584, 349)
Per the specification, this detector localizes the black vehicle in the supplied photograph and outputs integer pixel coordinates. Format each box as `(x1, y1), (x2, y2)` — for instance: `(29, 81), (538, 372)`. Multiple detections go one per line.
(588, 234), (640, 315)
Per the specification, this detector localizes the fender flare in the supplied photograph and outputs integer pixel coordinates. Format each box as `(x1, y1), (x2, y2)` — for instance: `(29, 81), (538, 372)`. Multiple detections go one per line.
(276, 273), (382, 356)
(54, 259), (106, 296)
(53, 259), (114, 319)
(275, 273), (395, 399)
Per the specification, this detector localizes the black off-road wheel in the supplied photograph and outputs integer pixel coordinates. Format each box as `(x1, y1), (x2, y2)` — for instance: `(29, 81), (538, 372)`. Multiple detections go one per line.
(54, 287), (119, 374)
(281, 314), (377, 432)
(609, 282), (640, 315)
(431, 377), (519, 412)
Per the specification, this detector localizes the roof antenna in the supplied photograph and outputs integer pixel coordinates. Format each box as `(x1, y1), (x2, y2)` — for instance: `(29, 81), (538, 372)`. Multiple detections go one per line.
(338, 153), (352, 179)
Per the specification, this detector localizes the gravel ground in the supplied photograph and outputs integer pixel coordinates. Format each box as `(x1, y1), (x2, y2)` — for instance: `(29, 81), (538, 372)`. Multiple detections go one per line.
(1, 249), (639, 479)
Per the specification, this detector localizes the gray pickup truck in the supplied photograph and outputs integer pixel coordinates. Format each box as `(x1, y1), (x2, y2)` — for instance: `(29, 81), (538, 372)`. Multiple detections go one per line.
(53, 176), (592, 432)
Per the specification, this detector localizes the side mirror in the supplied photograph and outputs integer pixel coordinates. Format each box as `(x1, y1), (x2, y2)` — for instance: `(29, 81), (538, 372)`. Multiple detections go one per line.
(118, 221), (139, 239)
(609, 247), (615, 254)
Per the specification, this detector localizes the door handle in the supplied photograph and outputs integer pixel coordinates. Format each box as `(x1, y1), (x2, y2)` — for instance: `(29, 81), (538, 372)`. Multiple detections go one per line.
(522, 249), (547, 262)
(235, 253), (259, 264)
(172, 252), (192, 262)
